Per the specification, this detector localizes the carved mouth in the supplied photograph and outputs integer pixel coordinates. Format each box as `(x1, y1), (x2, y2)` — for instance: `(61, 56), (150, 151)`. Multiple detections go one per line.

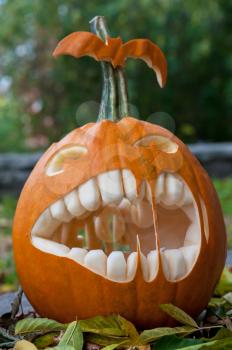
(31, 169), (201, 282)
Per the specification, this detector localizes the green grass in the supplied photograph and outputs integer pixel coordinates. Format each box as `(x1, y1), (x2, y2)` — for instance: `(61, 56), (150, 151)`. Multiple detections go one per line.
(213, 178), (232, 248)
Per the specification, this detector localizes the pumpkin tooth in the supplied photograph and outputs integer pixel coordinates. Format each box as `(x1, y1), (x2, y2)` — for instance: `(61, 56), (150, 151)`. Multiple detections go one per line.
(183, 186), (194, 205)
(122, 169), (145, 202)
(145, 181), (152, 202)
(147, 250), (158, 281)
(162, 248), (186, 281)
(64, 189), (86, 217)
(118, 198), (132, 224)
(97, 170), (124, 205)
(161, 174), (184, 207)
(31, 237), (70, 256)
(122, 169), (137, 202)
(137, 235), (149, 281)
(31, 208), (60, 238)
(107, 251), (127, 281)
(160, 249), (170, 279)
(78, 178), (101, 211)
(84, 249), (107, 276)
(127, 252), (137, 280)
(180, 245), (199, 273)
(140, 252), (149, 281)
(112, 211), (126, 242)
(50, 199), (73, 222)
(155, 174), (165, 203)
(68, 247), (87, 264)
(131, 200), (153, 228)
(184, 222), (200, 246)
(182, 204), (196, 222)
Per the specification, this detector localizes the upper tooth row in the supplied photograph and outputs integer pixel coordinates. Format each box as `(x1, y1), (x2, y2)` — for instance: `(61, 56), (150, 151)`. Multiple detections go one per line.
(32, 237), (198, 282)
(32, 170), (193, 237)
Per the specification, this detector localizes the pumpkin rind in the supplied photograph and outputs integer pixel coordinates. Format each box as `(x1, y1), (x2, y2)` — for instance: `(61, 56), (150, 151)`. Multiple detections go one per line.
(13, 118), (226, 328)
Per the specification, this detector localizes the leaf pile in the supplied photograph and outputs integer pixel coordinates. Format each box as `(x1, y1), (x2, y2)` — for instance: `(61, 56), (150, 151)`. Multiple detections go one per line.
(1, 267), (232, 350)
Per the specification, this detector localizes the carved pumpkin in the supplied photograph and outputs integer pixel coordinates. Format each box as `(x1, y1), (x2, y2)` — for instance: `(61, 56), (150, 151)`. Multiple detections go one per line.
(13, 16), (226, 329)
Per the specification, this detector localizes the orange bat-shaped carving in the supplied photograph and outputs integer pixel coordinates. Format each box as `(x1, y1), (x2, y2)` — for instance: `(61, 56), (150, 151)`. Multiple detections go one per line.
(53, 32), (167, 87)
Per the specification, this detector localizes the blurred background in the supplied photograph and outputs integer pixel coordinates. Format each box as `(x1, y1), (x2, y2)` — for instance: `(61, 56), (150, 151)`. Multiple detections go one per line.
(0, 0), (232, 291)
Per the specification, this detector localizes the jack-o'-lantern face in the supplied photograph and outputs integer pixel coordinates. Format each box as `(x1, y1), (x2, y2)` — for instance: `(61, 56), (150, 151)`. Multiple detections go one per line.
(13, 17), (226, 329)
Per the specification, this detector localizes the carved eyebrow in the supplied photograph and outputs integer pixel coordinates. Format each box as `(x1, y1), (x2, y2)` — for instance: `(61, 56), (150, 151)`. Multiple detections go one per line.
(46, 145), (88, 176)
(134, 135), (178, 153)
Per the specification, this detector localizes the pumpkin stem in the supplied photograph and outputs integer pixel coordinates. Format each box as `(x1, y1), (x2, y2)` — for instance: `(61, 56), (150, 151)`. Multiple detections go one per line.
(89, 16), (129, 121)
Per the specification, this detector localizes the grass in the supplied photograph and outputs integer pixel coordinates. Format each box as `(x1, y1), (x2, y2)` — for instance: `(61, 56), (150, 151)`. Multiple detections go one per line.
(0, 177), (232, 290)
(213, 178), (232, 248)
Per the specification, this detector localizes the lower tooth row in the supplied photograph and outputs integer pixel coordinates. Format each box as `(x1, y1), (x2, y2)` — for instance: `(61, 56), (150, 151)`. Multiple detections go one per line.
(32, 237), (198, 282)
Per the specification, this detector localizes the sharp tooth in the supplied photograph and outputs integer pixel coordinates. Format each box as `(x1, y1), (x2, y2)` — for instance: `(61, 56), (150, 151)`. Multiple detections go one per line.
(97, 170), (124, 205)
(131, 201), (153, 228)
(162, 174), (184, 206)
(127, 252), (137, 280)
(84, 250), (107, 276)
(163, 249), (186, 281)
(31, 208), (60, 238)
(50, 199), (73, 222)
(147, 250), (158, 281)
(156, 174), (165, 203)
(68, 247), (87, 264)
(78, 178), (100, 211)
(32, 237), (69, 256)
(140, 252), (149, 281)
(64, 190), (86, 217)
(180, 245), (198, 272)
(107, 251), (126, 281)
(184, 223), (200, 246)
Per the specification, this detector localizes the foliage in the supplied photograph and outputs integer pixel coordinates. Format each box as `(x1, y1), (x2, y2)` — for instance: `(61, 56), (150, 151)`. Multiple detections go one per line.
(0, 0), (231, 152)
(0, 268), (231, 348)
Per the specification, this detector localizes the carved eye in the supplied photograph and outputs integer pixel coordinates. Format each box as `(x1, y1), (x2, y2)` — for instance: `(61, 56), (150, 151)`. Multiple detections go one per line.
(46, 145), (88, 176)
(134, 135), (178, 153)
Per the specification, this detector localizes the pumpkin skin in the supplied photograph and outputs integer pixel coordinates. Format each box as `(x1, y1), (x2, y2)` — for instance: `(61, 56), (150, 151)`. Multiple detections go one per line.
(13, 16), (226, 328)
(13, 117), (226, 329)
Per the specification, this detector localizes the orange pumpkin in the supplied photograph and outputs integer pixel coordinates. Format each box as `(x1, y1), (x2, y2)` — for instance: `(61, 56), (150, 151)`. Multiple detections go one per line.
(13, 16), (226, 329)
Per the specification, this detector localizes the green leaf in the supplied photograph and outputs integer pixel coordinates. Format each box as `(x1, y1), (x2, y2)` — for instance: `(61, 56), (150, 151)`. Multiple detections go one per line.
(152, 335), (204, 350)
(139, 326), (196, 343)
(46, 346), (75, 350)
(15, 317), (66, 335)
(160, 304), (198, 328)
(152, 329), (232, 349)
(101, 343), (126, 350)
(79, 315), (125, 337)
(34, 332), (59, 349)
(223, 292), (232, 305)
(208, 297), (226, 307)
(117, 315), (139, 340)
(59, 321), (83, 350)
(85, 333), (128, 346)
(178, 338), (232, 349)
(209, 327), (232, 340)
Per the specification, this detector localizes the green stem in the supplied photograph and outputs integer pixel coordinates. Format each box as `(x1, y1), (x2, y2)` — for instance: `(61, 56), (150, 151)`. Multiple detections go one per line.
(89, 16), (129, 121)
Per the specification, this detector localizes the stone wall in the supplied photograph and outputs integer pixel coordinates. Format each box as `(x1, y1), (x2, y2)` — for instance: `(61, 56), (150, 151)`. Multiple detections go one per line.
(0, 143), (232, 196)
